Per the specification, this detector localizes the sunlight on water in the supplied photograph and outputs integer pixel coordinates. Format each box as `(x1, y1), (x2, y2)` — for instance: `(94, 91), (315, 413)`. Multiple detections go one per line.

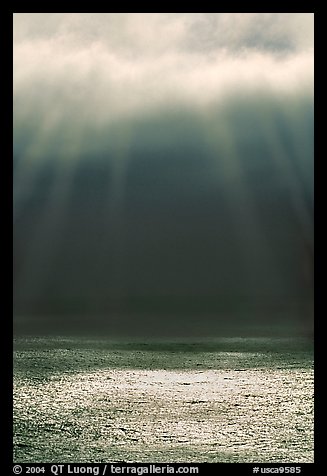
(13, 339), (313, 463)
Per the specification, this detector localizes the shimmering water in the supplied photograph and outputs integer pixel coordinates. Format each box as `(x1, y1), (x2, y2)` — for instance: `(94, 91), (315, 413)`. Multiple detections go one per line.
(13, 337), (314, 463)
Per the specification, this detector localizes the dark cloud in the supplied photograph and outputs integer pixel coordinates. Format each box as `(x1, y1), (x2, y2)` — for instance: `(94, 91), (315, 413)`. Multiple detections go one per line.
(184, 13), (300, 56)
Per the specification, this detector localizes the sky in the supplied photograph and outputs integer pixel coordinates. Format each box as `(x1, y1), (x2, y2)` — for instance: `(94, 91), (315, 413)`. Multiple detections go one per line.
(13, 13), (314, 336)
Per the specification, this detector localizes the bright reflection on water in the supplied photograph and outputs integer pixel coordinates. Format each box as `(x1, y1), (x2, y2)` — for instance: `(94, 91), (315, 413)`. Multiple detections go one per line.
(13, 338), (313, 463)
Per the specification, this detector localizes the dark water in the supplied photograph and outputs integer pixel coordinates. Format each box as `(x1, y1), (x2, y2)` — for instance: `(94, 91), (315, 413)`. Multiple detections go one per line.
(13, 336), (313, 463)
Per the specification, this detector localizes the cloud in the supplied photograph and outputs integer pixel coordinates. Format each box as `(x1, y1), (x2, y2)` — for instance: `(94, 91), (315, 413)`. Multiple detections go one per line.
(14, 13), (313, 134)
(13, 13), (314, 55)
(13, 13), (314, 168)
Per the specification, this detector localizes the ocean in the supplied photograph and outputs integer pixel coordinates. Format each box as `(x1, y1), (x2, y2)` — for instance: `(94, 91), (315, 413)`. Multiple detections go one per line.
(13, 336), (313, 463)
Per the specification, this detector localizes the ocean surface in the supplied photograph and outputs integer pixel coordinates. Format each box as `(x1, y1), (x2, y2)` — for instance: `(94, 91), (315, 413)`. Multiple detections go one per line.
(13, 336), (314, 463)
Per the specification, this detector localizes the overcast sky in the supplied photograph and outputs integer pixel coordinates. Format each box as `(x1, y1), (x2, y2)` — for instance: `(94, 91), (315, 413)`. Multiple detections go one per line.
(13, 13), (314, 336)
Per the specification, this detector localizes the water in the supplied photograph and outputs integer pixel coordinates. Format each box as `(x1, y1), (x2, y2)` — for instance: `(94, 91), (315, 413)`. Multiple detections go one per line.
(13, 337), (314, 463)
